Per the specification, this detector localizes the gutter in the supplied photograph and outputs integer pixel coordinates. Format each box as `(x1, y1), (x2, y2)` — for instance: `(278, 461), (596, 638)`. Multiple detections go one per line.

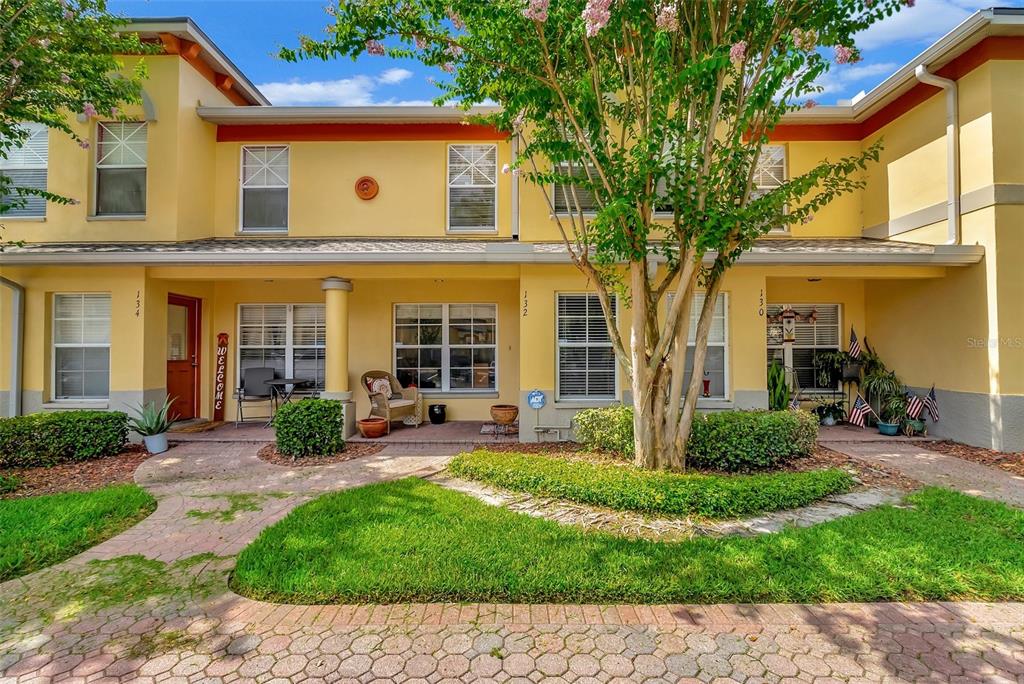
(914, 65), (961, 245)
(0, 276), (24, 417)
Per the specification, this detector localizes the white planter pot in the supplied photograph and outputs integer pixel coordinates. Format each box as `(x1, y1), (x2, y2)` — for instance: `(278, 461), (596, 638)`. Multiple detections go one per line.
(143, 433), (169, 454)
(821, 415), (837, 427)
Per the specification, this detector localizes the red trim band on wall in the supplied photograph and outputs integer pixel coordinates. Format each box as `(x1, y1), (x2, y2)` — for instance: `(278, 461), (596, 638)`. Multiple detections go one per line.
(216, 122), (506, 142)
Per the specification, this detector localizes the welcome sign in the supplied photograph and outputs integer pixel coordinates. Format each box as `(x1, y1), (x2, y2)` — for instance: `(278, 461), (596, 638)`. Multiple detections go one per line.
(213, 332), (229, 421)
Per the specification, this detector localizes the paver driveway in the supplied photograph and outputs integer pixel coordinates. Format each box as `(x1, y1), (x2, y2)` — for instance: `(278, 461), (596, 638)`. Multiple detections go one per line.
(2, 440), (1023, 683)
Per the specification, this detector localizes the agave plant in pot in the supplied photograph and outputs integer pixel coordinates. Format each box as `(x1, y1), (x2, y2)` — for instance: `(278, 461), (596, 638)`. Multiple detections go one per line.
(128, 396), (177, 454)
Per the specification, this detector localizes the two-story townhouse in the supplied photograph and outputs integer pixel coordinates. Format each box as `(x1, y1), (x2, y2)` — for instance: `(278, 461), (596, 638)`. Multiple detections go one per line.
(1, 11), (1021, 450)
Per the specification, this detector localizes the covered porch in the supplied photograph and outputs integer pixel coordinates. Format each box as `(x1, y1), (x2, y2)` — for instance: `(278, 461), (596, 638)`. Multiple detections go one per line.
(168, 418), (518, 445)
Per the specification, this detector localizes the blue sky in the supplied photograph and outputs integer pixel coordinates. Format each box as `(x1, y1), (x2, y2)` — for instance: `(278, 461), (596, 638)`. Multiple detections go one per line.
(110, 0), (1021, 106)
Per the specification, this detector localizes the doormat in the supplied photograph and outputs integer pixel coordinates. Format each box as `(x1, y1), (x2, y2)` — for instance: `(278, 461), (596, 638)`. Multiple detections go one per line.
(169, 420), (226, 433)
(480, 422), (519, 436)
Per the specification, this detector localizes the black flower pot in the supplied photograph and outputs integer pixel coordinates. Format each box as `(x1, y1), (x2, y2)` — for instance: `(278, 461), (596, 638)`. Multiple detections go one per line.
(842, 362), (863, 383)
(428, 404), (447, 425)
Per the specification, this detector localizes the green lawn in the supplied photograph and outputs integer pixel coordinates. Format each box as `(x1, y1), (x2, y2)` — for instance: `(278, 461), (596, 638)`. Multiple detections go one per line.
(0, 484), (156, 581)
(450, 450), (854, 518)
(232, 479), (1024, 605)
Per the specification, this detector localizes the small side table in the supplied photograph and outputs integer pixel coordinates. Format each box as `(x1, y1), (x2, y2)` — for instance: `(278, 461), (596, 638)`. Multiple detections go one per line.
(265, 378), (312, 425)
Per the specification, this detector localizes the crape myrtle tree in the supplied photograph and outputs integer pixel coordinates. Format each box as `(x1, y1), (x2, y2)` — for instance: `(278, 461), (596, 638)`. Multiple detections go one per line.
(1, 0), (149, 226)
(287, 0), (910, 470)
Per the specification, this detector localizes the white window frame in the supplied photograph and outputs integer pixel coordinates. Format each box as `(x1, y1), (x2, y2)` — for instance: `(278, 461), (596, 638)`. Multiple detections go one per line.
(446, 144), (498, 233)
(0, 122), (48, 218)
(666, 292), (730, 400)
(766, 302), (842, 395)
(51, 293), (111, 401)
(237, 303), (326, 389)
(551, 161), (599, 216)
(393, 303), (499, 393)
(753, 144), (788, 233)
(94, 121), (147, 217)
(239, 145), (290, 233)
(556, 292), (619, 402)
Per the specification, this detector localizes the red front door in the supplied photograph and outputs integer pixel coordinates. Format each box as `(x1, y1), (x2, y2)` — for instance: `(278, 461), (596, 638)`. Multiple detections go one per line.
(166, 294), (201, 421)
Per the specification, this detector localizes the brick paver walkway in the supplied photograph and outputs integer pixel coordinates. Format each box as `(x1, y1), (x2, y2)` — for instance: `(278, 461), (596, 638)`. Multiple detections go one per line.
(2, 440), (1023, 682)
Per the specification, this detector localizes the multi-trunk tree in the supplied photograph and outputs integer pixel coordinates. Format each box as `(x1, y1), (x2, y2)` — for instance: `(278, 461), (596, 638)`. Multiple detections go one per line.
(288, 0), (910, 470)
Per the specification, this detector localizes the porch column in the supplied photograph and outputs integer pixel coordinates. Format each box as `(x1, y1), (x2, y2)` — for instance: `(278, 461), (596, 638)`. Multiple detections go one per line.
(321, 277), (355, 437)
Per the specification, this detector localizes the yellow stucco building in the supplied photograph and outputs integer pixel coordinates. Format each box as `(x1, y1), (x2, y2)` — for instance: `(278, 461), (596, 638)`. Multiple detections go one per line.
(1, 12), (1021, 449)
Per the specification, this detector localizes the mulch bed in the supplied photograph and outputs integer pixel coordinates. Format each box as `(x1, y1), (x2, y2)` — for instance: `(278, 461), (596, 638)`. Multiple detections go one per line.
(0, 445), (151, 499)
(927, 440), (1024, 477)
(257, 442), (386, 466)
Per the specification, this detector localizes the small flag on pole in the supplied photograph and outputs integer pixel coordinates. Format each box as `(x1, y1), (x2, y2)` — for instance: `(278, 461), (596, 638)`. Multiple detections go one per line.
(788, 395), (801, 410)
(923, 385), (940, 422)
(847, 394), (873, 428)
(848, 328), (862, 359)
(906, 390), (924, 420)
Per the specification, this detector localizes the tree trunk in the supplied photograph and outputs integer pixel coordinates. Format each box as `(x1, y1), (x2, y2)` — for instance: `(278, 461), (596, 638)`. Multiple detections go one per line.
(676, 275), (726, 468)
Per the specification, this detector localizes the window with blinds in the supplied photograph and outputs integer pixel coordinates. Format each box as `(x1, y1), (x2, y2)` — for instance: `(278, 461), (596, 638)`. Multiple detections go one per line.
(557, 294), (617, 400)
(241, 145), (289, 231)
(394, 303), (497, 391)
(96, 122), (147, 216)
(666, 292), (728, 398)
(447, 145), (497, 231)
(0, 123), (48, 218)
(752, 145), (787, 232)
(53, 293), (111, 400)
(238, 304), (325, 388)
(552, 162), (599, 214)
(765, 303), (840, 392)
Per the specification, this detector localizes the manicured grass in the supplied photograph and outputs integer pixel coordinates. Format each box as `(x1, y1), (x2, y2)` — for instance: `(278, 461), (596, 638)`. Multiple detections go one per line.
(0, 484), (156, 581)
(448, 450), (854, 518)
(231, 479), (1024, 605)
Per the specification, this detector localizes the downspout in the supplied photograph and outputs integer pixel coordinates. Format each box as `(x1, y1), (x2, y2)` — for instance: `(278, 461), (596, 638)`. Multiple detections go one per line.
(914, 65), (961, 245)
(510, 136), (520, 240)
(0, 276), (24, 417)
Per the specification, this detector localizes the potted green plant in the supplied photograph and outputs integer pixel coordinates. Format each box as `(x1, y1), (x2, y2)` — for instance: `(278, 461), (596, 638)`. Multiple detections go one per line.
(128, 396), (177, 454)
(877, 393), (907, 436)
(812, 398), (846, 426)
(813, 351), (846, 391)
(767, 361), (790, 411)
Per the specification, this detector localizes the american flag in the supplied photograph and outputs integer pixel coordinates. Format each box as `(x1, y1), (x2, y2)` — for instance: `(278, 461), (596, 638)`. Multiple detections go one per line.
(848, 328), (862, 359)
(924, 385), (940, 422)
(906, 390), (925, 419)
(789, 395), (801, 410)
(847, 394), (873, 428)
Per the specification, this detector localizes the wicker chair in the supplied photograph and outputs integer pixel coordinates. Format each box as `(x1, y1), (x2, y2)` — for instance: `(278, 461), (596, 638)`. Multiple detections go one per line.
(360, 370), (421, 434)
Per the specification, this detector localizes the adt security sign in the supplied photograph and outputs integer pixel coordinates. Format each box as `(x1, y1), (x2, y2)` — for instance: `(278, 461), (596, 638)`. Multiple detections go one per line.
(527, 390), (546, 410)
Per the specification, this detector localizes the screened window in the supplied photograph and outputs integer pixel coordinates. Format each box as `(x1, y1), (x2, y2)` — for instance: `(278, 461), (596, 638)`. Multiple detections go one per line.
(395, 303), (497, 391)
(666, 292), (728, 398)
(0, 122), (48, 217)
(447, 144), (497, 231)
(95, 122), (146, 216)
(238, 304), (325, 389)
(557, 294), (617, 400)
(53, 293), (111, 400)
(552, 162), (598, 214)
(766, 303), (840, 393)
(241, 145), (289, 231)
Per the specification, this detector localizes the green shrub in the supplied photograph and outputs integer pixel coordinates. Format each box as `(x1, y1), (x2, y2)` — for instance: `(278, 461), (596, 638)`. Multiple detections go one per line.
(570, 406), (818, 471)
(273, 399), (345, 457)
(0, 411), (128, 468)
(0, 474), (22, 495)
(572, 405), (634, 455)
(450, 450), (853, 519)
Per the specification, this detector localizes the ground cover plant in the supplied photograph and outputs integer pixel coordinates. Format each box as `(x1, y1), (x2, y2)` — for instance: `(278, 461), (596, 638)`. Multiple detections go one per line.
(449, 450), (851, 518)
(0, 484), (156, 581)
(0, 410), (129, 468)
(232, 479), (1024, 605)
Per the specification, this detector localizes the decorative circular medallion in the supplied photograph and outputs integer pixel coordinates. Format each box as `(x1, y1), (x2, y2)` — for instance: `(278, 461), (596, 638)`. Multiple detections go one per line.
(354, 176), (379, 200)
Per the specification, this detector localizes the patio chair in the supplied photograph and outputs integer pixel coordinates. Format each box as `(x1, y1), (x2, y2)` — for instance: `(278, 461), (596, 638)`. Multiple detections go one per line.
(235, 367), (275, 426)
(360, 370), (421, 434)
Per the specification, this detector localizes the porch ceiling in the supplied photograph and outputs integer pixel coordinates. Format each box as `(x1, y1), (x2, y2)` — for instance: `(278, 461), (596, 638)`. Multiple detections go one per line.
(0, 237), (984, 267)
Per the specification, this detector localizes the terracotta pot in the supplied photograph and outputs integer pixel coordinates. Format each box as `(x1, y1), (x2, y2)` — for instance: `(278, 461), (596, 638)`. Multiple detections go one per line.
(357, 418), (388, 439)
(490, 404), (519, 425)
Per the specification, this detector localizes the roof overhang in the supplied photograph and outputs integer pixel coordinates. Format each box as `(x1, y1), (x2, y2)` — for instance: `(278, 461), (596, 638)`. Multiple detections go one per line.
(197, 105), (501, 125)
(0, 238), (985, 267)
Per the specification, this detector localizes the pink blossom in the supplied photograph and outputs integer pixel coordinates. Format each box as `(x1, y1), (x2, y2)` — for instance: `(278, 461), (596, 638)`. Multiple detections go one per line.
(82, 102), (97, 118)
(414, 35), (428, 50)
(834, 45), (857, 65)
(110, 106), (120, 117)
(448, 44), (464, 58)
(729, 41), (747, 64)
(78, 139), (90, 149)
(448, 11), (465, 30)
(502, 163), (511, 174)
(365, 39), (385, 56)
(791, 28), (817, 51)
(63, 9), (74, 19)
(10, 58), (23, 69)
(655, 3), (678, 32)
(36, 38), (50, 48)
(60, 73), (71, 84)
(582, 0), (612, 37)
(801, 213), (814, 224)
(904, 0), (915, 6)
(803, 99), (818, 109)
(522, 0), (549, 22)
(441, 62), (455, 73)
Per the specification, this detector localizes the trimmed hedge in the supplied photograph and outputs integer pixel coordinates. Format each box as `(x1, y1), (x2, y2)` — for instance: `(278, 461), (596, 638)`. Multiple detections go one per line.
(273, 399), (345, 457)
(449, 450), (853, 519)
(572, 406), (819, 471)
(0, 411), (128, 468)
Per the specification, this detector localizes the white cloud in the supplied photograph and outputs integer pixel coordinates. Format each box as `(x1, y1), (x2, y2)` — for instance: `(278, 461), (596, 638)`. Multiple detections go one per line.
(256, 69), (420, 106)
(813, 61), (899, 97)
(855, 0), (996, 50)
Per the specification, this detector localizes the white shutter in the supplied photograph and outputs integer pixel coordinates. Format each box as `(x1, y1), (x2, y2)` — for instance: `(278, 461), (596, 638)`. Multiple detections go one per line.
(753, 145), (785, 191)
(97, 122), (147, 167)
(553, 163), (598, 213)
(448, 144), (496, 231)
(242, 146), (288, 188)
(0, 123), (47, 168)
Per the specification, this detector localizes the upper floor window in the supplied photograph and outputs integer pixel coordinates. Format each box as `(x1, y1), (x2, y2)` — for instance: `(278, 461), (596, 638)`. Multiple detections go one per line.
(447, 144), (497, 232)
(53, 293), (111, 400)
(0, 122), (48, 218)
(552, 162), (598, 214)
(241, 145), (289, 232)
(96, 122), (147, 216)
(557, 293), (617, 400)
